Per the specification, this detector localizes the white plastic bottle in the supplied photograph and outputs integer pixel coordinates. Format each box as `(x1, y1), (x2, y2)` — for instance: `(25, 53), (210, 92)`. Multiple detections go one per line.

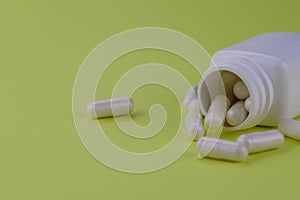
(198, 32), (300, 131)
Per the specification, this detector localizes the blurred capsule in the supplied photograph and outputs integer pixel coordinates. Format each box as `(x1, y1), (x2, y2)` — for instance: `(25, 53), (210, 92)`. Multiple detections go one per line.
(278, 118), (300, 141)
(188, 99), (200, 113)
(182, 85), (198, 109)
(186, 121), (205, 141)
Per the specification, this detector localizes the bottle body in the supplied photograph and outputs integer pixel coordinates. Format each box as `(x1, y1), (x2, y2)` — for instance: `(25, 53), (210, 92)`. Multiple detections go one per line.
(198, 32), (300, 130)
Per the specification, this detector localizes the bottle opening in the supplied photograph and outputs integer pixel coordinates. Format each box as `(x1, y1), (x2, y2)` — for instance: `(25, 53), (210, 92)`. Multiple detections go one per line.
(198, 66), (269, 131)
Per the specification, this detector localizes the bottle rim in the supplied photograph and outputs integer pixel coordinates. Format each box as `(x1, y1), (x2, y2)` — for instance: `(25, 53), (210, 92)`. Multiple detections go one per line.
(198, 59), (274, 131)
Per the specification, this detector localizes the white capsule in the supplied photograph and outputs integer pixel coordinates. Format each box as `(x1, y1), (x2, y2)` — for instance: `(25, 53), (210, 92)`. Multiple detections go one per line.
(278, 118), (300, 140)
(196, 137), (248, 162)
(226, 101), (248, 126)
(233, 81), (249, 100)
(237, 130), (284, 153)
(218, 71), (240, 103)
(186, 121), (205, 141)
(185, 111), (201, 127)
(205, 95), (230, 128)
(185, 111), (204, 140)
(244, 97), (251, 112)
(182, 85), (197, 109)
(87, 97), (134, 118)
(187, 99), (200, 113)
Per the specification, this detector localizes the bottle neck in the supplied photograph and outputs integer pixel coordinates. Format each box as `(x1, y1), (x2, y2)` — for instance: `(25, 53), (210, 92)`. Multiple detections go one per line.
(198, 57), (274, 131)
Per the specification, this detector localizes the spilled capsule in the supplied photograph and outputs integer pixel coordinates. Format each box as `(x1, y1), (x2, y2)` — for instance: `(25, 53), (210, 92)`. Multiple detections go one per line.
(278, 118), (300, 141)
(185, 111), (204, 140)
(205, 95), (230, 129)
(185, 111), (200, 127)
(237, 130), (284, 153)
(196, 137), (248, 162)
(226, 101), (248, 126)
(182, 85), (198, 109)
(188, 99), (201, 113)
(186, 120), (205, 141)
(87, 97), (134, 118)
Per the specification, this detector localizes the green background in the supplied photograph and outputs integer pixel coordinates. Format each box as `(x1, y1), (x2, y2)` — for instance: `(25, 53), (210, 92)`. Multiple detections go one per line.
(1, 0), (300, 199)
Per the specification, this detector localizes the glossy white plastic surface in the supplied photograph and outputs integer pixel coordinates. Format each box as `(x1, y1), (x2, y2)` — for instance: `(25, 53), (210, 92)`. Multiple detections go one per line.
(198, 32), (300, 130)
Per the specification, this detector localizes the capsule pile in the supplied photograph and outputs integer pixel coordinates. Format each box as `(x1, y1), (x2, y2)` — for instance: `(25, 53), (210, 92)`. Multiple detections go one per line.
(183, 81), (300, 162)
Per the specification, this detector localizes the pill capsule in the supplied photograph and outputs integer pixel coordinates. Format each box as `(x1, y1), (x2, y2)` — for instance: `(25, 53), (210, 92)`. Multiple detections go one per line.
(182, 85), (197, 109)
(87, 97), (134, 118)
(233, 81), (249, 100)
(186, 121), (205, 141)
(205, 95), (230, 128)
(237, 130), (284, 153)
(218, 71), (240, 103)
(185, 111), (201, 128)
(196, 137), (248, 162)
(185, 111), (204, 140)
(278, 118), (300, 140)
(188, 99), (200, 113)
(226, 101), (248, 126)
(244, 97), (251, 112)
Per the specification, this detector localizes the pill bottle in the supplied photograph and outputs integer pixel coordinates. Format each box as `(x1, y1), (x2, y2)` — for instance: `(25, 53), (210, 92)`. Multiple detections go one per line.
(198, 32), (300, 131)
